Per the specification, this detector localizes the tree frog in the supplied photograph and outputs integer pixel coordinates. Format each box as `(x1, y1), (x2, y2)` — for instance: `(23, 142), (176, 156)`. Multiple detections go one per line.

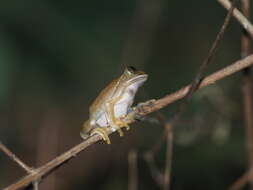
(80, 66), (148, 144)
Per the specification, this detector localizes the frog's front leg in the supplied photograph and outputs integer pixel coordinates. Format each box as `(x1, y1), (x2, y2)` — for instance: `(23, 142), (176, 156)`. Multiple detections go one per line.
(105, 99), (130, 136)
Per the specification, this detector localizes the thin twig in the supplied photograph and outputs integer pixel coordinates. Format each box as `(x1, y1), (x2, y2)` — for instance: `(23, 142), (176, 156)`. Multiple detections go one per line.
(144, 113), (174, 189)
(0, 142), (33, 173)
(128, 150), (138, 190)
(163, 122), (173, 190)
(171, 0), (236, 126)
(4, 54), (253, 190)
(36, 109), (61, 190)
(241, 0), (253, 188)
(0, 143), (39, 190)
(134, 54), (253, 117)
(242, 75), (253, 186)
(228, 169), (253, 190)
(143, 152), (164, 187)
(227, 1), (253, 189)
(147, 112), (168, 156)
(145, 4), (236, 188)
(241, 0), (250, 58)
(4, 135), (102, 190)
(186, 0), (236, 100)
(217, 0), (253, 37)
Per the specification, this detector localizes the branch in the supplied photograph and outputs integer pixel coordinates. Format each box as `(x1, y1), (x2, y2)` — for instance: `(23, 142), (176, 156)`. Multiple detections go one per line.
(217, 0), (253, 38)
(0, 143), (40, 190)
(228, 169), (253, 190)
(186, 0), (236, 99)
(4, 54), (253, 190)
(227, 0), (253, 189)
(0, 142), (33, 173)
(241, 0), (253, 189)
(135, 54), (253, 116)
(163, 122), (173, 190)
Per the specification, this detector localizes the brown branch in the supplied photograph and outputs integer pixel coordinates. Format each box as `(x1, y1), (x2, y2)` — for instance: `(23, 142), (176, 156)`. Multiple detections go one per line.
(0, 142), (33, 173)
(228, 169), (253, 190)
(241, 0), (253, 188)
(4, 54), (253, 190)
(217, 0), (253, 38)
(186, 0), (236, 100)
(0, 143), (40, 190)
(143, 113), (173, 189)
(4, 135), (102, 190)
(144, 3), (236, 188)
(241, 0), (250, 58)
(242, 75), (253, 184)
(135, 54), (253, 116)
(35, 109), (61, 190)
(228, 0), (253, 189)
(163, 122), (173, 190)
(143, 152), (164, 187)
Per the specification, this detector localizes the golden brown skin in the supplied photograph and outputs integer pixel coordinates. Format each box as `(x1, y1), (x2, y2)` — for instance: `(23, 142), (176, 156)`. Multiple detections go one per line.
(80, 66), (148, 144)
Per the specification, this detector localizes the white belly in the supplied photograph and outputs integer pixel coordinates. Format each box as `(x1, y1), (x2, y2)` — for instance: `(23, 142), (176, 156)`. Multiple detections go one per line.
(93, 81), (143, 129)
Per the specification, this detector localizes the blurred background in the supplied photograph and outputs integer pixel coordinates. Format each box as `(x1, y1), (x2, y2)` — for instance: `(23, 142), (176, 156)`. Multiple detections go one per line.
(0, 0), (251, 189)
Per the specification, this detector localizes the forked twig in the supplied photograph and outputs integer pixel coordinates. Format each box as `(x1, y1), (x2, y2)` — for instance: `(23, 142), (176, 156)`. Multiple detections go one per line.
(186, 0), (236, 100)
(217, 0), (253, 37)
(143, 151), (164, 187)
(135, 54), (253, 117)
(0, 142), (39, 190)
(0, 142), (33, 173)
(144, 3), (236, 188)
(227, 0), (253, 189)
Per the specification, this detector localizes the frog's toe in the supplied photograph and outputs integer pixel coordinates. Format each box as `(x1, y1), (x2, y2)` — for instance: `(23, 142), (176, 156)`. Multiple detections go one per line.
(116, 119), (130, 131)
(123, 123), (130, 130)
(91, 128), (111, 144)
(114, 126), (124, 137)
(117, 128), (124, 136)
(111, 123), (125, 136)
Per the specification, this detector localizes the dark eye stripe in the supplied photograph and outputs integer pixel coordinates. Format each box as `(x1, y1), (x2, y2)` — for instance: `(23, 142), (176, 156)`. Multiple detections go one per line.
(127, 66), (137, 72)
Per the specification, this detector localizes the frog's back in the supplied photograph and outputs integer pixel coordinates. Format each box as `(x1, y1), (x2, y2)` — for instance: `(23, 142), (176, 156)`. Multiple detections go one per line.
(89, 79), (118, 115)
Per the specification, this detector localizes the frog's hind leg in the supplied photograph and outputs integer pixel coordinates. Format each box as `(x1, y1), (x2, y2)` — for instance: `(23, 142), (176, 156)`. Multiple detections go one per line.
(91, 128), (111, 144)
(105, 100), (130, 136)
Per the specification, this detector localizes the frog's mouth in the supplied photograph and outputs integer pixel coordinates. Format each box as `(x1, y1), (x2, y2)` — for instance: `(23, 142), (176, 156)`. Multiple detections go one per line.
(127, 74), (148, 84)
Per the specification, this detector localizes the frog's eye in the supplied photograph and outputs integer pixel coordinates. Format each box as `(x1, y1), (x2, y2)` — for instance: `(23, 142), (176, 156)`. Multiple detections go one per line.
(126, 66), (137, 75)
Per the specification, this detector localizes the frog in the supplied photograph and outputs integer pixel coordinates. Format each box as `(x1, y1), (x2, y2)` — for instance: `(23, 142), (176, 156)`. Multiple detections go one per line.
(80, 66), (148, 144)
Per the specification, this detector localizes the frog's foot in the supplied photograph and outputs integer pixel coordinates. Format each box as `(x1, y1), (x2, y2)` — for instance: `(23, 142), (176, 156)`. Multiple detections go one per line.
(134, 99), (157, 116)
(91, 128), (111, 144)
(137, 99), (156, 108)
(110, 117), (130, 136)
(112, 124), (124, 137)
(115, 117), (130, 131)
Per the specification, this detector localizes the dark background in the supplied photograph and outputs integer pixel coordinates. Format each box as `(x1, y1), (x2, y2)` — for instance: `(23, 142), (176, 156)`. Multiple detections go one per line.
(0, 0), (251, 189)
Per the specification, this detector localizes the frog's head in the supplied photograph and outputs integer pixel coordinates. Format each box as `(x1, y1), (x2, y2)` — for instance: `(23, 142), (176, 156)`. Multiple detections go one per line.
(121, 66), (148, 85)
